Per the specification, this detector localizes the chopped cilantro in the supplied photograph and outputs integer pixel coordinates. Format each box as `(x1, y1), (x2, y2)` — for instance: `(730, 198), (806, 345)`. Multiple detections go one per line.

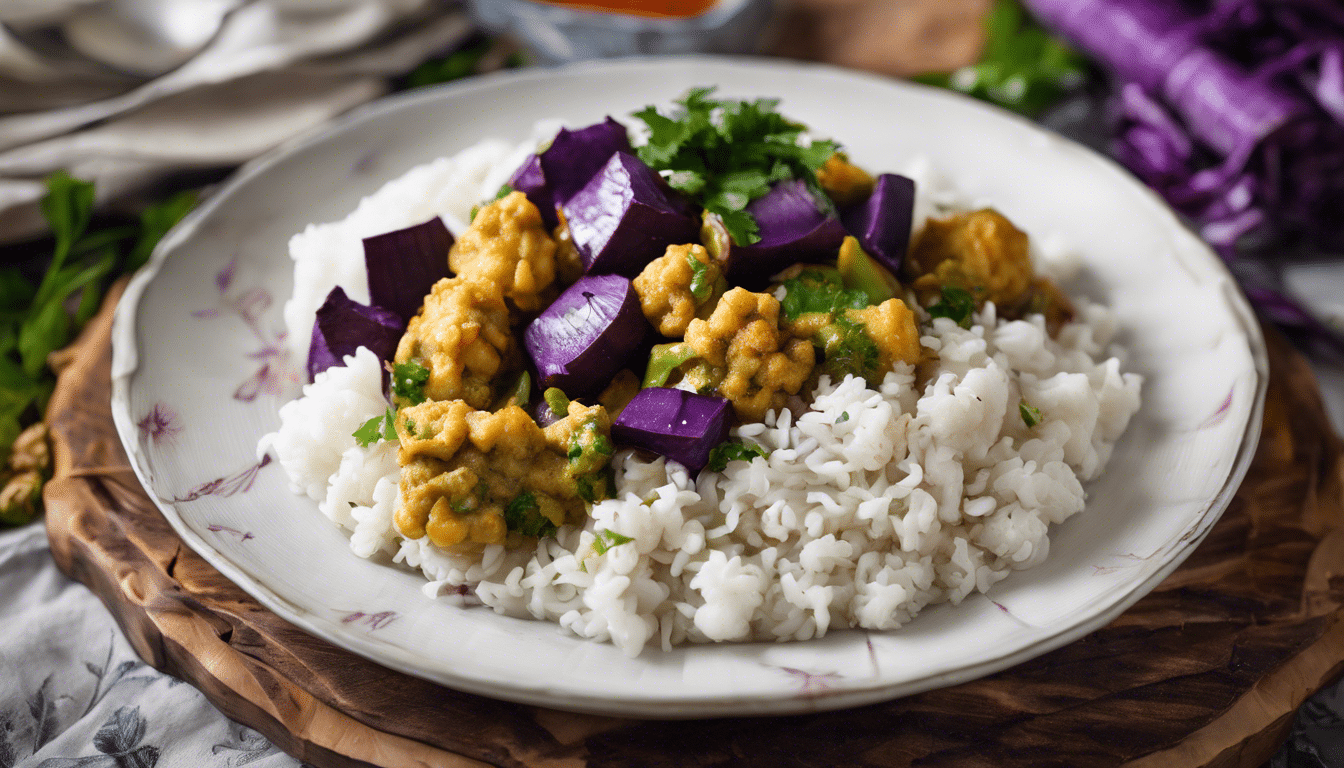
(706, 440), (770, 472)
(568, 418), (613, 473)
(352, 408), (397, 447)
(632, 87), (839, 246)
(503, 491), (557, 538)
(687, 250), (712, 302)
(391, 360), (430, 405)
(495, 183), (514, 200)
(1020, 400), (1043, 428)
(817, 315), (880, 382)
(576, 466), (615, 503)
(592, 529), (635, 555)
(404, 417), (417, 436)
(836, 411), (850, 424)
(780, 268), (870, 321)
(927, 286), (976, 329)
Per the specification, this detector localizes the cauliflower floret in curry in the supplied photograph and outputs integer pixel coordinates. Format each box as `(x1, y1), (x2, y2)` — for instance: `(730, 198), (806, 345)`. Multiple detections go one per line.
(394, 400), (613, 549)
(684, 287), (814, 422)
(632, 243), (724, 337)
(394, 276), (516, 410)
(449, 191), (559, 312)
(907, 208), (1073, 332)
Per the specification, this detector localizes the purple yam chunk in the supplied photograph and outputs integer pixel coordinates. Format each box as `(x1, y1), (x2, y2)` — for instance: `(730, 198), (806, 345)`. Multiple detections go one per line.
(563, 151), (700, 278)
(523, 274), (648, 397)
(612, 388), (731, 474)
(308, 286), (404, 381)
(363, 216), (453, 323)
(508, 153), (558, 229)
(726, 179), (847, 288)
(841, 173), (915, 274)
(539, 117), (634, 205)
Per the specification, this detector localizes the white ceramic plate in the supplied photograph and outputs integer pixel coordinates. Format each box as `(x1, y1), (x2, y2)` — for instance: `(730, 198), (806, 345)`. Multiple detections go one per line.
(110, 57), (1266, 718)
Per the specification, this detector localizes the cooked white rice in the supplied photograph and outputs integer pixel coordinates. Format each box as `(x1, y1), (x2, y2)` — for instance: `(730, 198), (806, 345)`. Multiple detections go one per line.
(259, 130), (1143, 657)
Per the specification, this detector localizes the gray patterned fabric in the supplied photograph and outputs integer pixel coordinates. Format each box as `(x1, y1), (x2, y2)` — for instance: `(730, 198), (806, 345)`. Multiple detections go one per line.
(0, 523), (304, 768)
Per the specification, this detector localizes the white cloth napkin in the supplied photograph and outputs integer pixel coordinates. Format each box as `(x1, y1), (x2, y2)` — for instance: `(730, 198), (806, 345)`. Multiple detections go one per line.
(0, 0), (473, 245)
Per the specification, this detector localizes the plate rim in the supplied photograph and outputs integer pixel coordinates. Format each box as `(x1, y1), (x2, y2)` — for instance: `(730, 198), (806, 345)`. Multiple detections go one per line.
(109, 54), (1269, 718)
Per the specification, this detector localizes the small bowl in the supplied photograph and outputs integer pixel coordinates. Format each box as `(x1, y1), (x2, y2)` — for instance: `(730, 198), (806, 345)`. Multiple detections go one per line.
(467, 0), (774, 63)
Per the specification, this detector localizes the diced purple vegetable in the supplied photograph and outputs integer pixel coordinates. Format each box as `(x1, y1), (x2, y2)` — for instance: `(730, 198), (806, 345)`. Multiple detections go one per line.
(307, 286), (404, 381)
(539, 117), (634, 205)
(507, 153), (557, 230)
(363, 217), (453, 323)
(841, 174), (915, 274)
(562, 151), (700, 278)
(523, 274), (648, 396)
(725, 179), (848, 288)
(611, 388), (731, 474)
(531, 398), (564, 427)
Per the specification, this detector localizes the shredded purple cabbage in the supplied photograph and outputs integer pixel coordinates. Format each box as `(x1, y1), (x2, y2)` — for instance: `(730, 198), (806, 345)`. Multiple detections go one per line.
(1025, 0), (1344, 351)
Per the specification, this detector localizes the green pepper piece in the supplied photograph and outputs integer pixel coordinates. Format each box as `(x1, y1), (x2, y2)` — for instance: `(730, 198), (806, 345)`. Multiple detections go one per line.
(642, 342), (698, 388)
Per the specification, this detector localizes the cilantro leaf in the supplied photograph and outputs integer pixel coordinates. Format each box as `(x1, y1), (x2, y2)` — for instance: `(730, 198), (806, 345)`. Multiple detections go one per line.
(913, 0), (1087, 117)
(391, 360), (430, 405)
(706, 440), (770, 472)
(576, 466), (615, 503)
(927, 286), (977, 329)
(352, 408), (397, 447)
(632, 87), (842, 246)
(592, 528), (634, 555)
(127, 191), (196, 271)
(1019, 400), (1043, 427)
(780, 269), (869, 321)
(504, 491), (558, 538)
(818, 315), (881, 382)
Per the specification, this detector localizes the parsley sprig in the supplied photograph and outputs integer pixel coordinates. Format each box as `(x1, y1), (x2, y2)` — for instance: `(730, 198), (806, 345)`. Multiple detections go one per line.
(914, 0), (1087, 117)
(353, 408), (398, 447)
(1, 173), (194, 459)
(632, 87), (838, 246)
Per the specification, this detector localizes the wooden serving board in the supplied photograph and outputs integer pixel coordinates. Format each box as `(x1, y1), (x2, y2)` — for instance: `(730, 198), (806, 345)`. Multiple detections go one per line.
(40, 271), (1344, 767)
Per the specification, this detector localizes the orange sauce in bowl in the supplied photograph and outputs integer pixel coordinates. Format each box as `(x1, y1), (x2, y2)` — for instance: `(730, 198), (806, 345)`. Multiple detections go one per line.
(534, 0), (718, 18)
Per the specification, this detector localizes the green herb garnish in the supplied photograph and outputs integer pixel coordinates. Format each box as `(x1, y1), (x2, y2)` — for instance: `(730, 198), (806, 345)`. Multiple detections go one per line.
(817, 315), (881, 382)
(927, 286), (976, 329)
(913, 0), (1087, 117)
(836, 411), (850, 424)
(706, 440), (770, 472)
(503, 491), (558, 538)
(391, 360), (430, 405)
(780, 268), (870, 321)
(687, 250), (712, 302)
(1019, 400), (1043, 427)
(632, 87), (838, 246)
(592, 528), (635, 555)
(353, 408), (398, 447)
(2, 173), (192, 476)
(576, 466), (615, 503)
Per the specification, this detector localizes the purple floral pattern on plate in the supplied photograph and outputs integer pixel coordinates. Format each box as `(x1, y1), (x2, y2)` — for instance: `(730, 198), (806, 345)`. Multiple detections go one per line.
(1199, 386), (1236, 429)
(207, 525), (255, 542)
(136, 403), (182, 447)
(171, 455), (272, 503)
(192, 258), (297, 402)
(342, 611), (398, 631)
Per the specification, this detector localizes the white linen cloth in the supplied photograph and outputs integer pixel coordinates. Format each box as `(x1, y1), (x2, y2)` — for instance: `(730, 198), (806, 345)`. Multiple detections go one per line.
(0, 0), (473, 245)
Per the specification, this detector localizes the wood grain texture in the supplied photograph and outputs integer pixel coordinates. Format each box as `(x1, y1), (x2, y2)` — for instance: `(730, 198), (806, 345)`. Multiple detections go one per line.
(39, 267), (1344, 768)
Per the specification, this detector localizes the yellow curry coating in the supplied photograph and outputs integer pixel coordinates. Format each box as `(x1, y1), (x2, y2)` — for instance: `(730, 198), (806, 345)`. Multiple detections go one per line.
(816, 153), (874, 208)
(394, 401), (611, 549)
(685, 287), (814, 422)
(632, 243), (722, 337)
(906, 208), (1033, 309)
(448, 191), (558, 312)
(846, 299), (921, 372)
(395, 276), (515, 410)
